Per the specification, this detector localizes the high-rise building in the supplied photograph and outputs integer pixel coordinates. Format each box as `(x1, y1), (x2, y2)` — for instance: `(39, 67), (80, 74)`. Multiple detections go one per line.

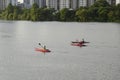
(21, 0), (118, 10)
(12, 0), (17, 5)
(6, 0), (17, 6)
(0, 0), (17, 10)
(23, 0), (30, 4)
(78, 0), (88, 7)
(59, 0), (70, 10)
(30, 0), (46, 8)
(116, 0), (120, 4)
(23, 0), (31, 8)
(106, 0), (113, 5)
(46, 0), (90, 10)
(39, 0), (46, 7)
(0, 0), (6, 10)
(46, 0), (59, 10)
(87, 0), (116, 6)
(46, 0), (77, 10)
(30, 0), (38, 6)
(87, 0), (96, 6)
(69, 0), (79, 9)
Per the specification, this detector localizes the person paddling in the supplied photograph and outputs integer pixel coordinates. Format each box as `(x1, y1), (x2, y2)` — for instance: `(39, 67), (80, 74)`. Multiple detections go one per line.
(39, 43), (47, 50)
(82, 38), (84, 43)
(44, 45), (46, 50)
(79, 38), (84, 44)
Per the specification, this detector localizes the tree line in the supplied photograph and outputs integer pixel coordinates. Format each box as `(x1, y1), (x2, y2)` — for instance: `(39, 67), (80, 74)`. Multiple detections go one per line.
(0, 0), (120, 22)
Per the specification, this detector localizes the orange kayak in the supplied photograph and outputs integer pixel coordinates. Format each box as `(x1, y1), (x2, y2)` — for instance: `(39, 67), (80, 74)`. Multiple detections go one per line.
(35, 48), (51, 53)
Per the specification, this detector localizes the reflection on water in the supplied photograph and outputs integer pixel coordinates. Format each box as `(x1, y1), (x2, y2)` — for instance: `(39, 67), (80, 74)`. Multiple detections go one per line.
(0, 21), (120, 80)
(1, 35), (12, 38)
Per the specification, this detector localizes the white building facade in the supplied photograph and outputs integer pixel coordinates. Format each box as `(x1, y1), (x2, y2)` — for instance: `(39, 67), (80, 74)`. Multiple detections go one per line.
(78, 0), (88, 7)
(46, 0), (59, 10)
(30, 0), (46, 8)
(23, 0), (31, 8)
(22, 0), (118, 10)
(0, 0), (6, 10)
(0, 0), (17, 10)
(87, 0), (96, 6)
(116, 0), (120, 4)
(69, 0), (79, 9)
(59, 0), (70, 9)
(7, 0), (17, 6)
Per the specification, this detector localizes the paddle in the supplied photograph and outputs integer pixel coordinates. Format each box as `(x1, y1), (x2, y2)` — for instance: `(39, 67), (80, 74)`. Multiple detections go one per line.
(38, 43), (44, 48)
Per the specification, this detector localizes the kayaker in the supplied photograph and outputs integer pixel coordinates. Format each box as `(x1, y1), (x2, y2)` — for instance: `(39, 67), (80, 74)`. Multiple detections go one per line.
(79, 38), (84, 44)
(44, 46), (46, 50)
(82, 38), (84, 43)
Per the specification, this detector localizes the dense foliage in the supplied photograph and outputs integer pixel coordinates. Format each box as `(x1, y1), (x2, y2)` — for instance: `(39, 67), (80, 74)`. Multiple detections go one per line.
(0, 0), (120, 22)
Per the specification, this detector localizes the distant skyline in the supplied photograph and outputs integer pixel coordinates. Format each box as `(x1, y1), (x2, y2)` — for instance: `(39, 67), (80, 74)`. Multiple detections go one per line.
(18, 0), (120, 4)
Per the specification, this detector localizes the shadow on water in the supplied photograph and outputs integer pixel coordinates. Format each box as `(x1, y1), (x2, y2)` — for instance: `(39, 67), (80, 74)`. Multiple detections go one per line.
(1, 35), (12, 38)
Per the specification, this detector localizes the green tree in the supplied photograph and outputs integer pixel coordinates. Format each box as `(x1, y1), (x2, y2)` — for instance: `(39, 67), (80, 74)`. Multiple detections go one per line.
(67, 9), (75, 21)
(76, 8), (88, 22)
(21, 9), (31, 20)
(38, 8), (55, 21)
(97, 7), (110, 21)
(88, 0), (111, 21)
(108, 11), (115, 22)
(59, 8), (75, 21)
(6, 3), (14, 14)
(30, 3), (39, 21)
(54, 11), (60, 21)
(92, 0), (110, 7)
(1, 3), (14, 19)
(60, 8), (69, 21)
(114, 4), (120, 22)
(13, 6), (22, 20)
(87, 7), (98, 21)
(0, 0), (119, 22)
(8, 13), (13, 20)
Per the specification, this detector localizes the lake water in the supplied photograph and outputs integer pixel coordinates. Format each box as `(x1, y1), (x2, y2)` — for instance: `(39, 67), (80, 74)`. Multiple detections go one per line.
(0, 21), (120, 80)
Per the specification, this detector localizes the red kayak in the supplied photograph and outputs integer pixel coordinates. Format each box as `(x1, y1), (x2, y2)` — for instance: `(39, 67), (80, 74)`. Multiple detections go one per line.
(71, 41), (87, 47)
(71, 42), (85, 47)
(35, 48), (51, 53)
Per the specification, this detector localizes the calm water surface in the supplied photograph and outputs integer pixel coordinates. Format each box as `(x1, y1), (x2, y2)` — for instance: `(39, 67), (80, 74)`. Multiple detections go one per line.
(0, 21), (120, 80)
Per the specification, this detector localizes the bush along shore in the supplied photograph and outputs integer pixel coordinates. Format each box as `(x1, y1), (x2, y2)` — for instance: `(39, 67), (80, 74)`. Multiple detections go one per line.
(0, 0), (120, 22)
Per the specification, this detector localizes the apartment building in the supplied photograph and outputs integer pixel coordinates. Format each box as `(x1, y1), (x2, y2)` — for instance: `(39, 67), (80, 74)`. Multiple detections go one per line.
(78, 0), (88, 7)
(106, 0), (116, 5)
(59, 0), (70, 9)
(116, 0), (120, 4)
(69, 0), (79, 9)
(46, 0), (92, 10)
(0, 0), (17, 10)
(46, 0), (59, 10)
(22, 0), (118, 10)
(6, 0), (17, 6)
(30, 0), (46, 8)
(23, 0), (31, 8)
(87, 0), (96, 6)
(11, 0), (17, 5)
(0, 0), (6, 10)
